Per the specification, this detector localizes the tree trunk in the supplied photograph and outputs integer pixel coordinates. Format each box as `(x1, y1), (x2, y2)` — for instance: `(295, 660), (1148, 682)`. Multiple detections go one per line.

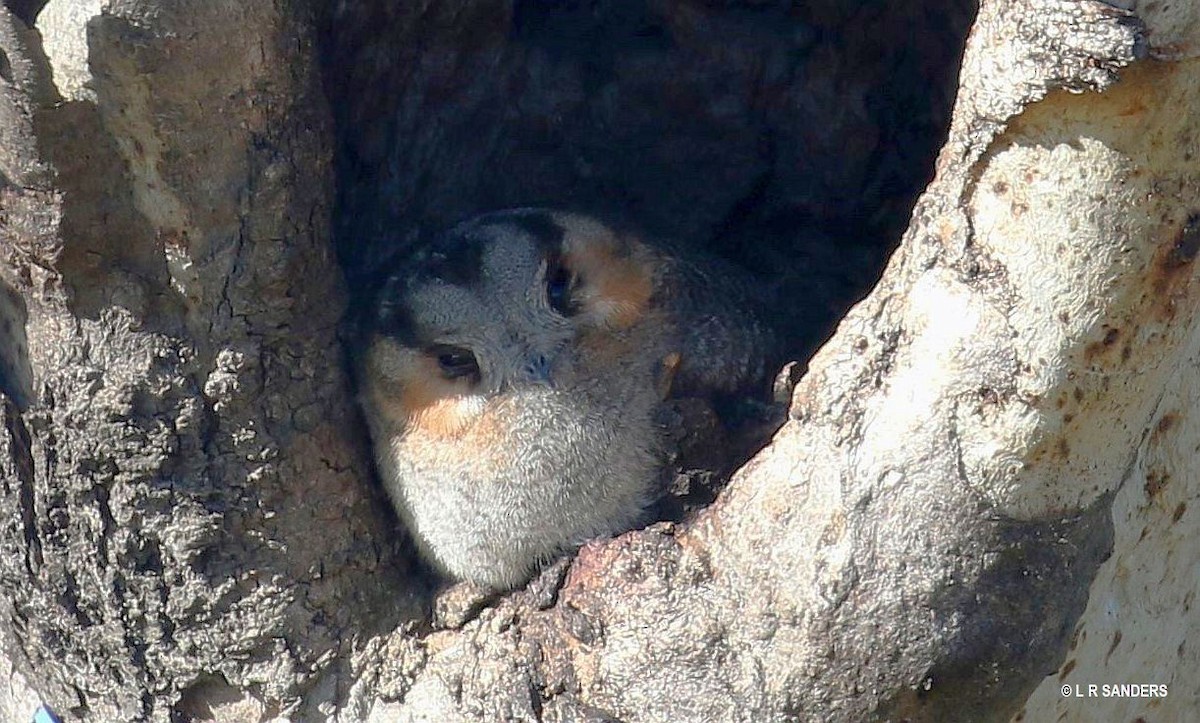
(0, 2), (415, 720)
(0, 0), (1195, 721)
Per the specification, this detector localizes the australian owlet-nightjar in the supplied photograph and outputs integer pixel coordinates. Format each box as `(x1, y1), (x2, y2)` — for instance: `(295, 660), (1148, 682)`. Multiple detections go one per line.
(354, 208), (777, 590)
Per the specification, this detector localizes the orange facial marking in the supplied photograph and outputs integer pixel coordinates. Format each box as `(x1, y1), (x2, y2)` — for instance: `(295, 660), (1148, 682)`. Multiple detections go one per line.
(560, 231), (655, 330)
(400, 373), (478, 438)
(365, 338), (482, 439)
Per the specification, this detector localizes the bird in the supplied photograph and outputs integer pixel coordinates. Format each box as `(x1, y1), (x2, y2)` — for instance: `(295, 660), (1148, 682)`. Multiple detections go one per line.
(352, 208), (778, 590)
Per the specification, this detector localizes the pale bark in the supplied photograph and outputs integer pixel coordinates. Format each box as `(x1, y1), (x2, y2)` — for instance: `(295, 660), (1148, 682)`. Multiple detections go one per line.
(0, 0), (1196, 722)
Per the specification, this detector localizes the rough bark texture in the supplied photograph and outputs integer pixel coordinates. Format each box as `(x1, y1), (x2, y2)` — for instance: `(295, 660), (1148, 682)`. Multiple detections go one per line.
(0, 2), (417, 720)
(0, 0), (1196, 722)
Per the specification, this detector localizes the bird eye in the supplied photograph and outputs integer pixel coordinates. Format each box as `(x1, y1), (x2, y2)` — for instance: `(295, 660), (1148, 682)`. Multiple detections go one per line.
(430, 345), (480, 382)
(545, 258), (577, 317)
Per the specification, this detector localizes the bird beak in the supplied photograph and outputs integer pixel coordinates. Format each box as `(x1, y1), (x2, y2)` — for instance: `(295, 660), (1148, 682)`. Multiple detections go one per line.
(523, 353), (553, 386)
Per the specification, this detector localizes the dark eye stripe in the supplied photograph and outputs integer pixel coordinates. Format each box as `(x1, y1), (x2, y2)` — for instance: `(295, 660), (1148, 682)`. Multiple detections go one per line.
(545, 260), (575, 315)
(496, 209), (566, 252)
(544, 251), (581, 317)
(428, 345), (480, 382)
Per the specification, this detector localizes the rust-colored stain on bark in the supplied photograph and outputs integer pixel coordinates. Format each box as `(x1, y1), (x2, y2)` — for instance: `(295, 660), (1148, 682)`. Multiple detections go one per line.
(1083, 327), (1121, 362)
(1105, 629), (1122, 663)
(1068, 624), (1082, 652)
(565, 537), (628, 590)
(1058, 658), (1076, 680)
(1154, 411), (1179, 437)
(1055, 437), (1070, 459)
(1173, 501), (1187, 523)
(1117, 96), (1148, 118)
(1144, 470), (1169, 499)
(1150, 213), (1200, 318)
(563, 529), (682, 597)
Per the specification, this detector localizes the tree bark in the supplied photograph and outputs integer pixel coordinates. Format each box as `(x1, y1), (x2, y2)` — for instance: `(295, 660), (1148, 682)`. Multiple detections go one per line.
(1, 2), (415, 720)
(1, 0), (1197, 721)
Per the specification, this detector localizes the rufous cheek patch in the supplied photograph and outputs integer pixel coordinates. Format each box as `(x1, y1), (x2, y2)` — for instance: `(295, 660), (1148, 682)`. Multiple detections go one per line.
(365, 337), (482, 439)
(406, 394), (485, 439)
(565, 237), (655, 330)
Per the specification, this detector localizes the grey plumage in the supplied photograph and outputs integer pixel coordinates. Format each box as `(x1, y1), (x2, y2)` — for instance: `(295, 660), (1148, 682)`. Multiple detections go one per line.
(354, 209), (776, 589)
